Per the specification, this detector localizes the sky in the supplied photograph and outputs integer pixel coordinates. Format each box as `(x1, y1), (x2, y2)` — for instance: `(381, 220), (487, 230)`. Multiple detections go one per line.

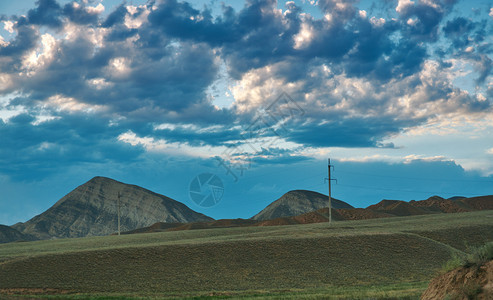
(0, 0), (492, 225)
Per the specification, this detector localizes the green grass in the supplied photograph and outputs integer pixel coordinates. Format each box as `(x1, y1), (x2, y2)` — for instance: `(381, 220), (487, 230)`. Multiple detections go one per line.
(2, 210), (492, 261)
(1, 281), (429, 299)
(1, 210), (492, 299)
(442, 241), (493, 272)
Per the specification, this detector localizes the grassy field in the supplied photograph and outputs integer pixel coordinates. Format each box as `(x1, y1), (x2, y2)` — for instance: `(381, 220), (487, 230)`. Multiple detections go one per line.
(0, 210), (492, 299)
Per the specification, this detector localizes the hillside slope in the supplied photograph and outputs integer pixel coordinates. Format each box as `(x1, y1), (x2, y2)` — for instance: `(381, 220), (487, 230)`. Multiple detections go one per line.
(1, 210), (492, 298)
(252, 190), (353, 221)
(12, 177), (213, 239)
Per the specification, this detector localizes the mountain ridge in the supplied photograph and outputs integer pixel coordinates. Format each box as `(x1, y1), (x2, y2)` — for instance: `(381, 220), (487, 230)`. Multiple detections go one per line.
(4, 176), (492, 243)
(119, 194), (493, 234)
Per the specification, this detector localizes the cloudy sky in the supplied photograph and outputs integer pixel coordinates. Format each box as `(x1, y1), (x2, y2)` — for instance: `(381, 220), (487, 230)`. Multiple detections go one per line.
(0, 0), (492, 225)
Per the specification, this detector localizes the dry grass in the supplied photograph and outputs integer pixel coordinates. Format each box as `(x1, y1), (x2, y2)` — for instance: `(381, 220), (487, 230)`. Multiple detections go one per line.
(0, 210), (492, 298)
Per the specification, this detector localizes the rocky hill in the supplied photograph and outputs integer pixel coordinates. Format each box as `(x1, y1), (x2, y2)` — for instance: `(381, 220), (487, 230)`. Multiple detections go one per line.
(252, 190), (353, 221)
(12, 176), (213, 239)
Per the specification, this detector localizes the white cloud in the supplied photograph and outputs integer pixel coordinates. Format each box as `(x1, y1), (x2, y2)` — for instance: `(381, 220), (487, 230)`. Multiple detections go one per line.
(0, 74), (13, 92)
(293, 22), (314, 49)
(487, 148), (493, 155)
(21, 34), (57, 76)
(403, 154), (449, 164)
(0, 36), (7, 47)
(421, 0), (441, 10)
(489, 8), (493, 18)
(3, 21), (14, 33)
(87, 78), (114, 90)
(125, 5), (150, 29)
(370, 17), (386, 27)
(407, 18), (418, 26)
(396, 0), (414, 14)
(118, 130), (220, 158)
(107, 57), (131, 79)
(87, 3), (105, 15)
(45, 95), (106, 113)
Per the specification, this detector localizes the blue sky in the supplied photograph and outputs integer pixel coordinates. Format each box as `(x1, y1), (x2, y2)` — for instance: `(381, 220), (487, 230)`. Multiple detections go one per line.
(0, 0), (492, 225)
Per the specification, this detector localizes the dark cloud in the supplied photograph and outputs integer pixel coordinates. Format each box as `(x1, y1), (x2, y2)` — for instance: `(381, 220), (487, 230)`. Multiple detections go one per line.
(102, 3), (128, 28)
(152, 125), (242, 147)
(0, 22), (38, 58)
(443, 17), (487, 50)
(397, 0), (457, 42)
(318, 0), (357, 22)
(249, 148), (313, 165)
(62, 2), (100, 25)
(27, 0), (63, 28)
(472, 54), (492, 85)
(387, 40), (428, 79)
(285, 117), (406, 148)
(148, 0), (236, 45)
(0, 112), (144, 180)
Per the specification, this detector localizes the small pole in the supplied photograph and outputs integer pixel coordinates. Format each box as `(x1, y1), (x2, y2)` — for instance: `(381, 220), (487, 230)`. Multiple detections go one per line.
(325, 159), (336, 225)
(328, 159), (332, 225)
(117, 191), (121, 236)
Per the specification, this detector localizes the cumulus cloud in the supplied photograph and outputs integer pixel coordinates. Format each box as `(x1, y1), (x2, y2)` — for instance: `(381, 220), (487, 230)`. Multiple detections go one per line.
(0, 0), (491, 181)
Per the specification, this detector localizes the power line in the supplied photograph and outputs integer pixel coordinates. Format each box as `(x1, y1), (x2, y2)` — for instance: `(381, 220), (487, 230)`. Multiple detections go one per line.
(336, 183), (487, 197)
(336, 169), (493, 183)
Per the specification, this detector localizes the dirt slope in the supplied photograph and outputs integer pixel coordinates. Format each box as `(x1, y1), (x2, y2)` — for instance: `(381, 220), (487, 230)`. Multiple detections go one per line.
(421, 260), (493, 300)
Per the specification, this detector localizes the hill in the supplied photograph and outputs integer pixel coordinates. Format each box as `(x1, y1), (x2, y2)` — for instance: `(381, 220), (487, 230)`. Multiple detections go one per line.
(12, 177), (213, 239)
(0, 225), (36, 244)
(367, 199), (431, 216)
(367, 195), (493, 216)
(458, 195), (493, 210)
(252, 190), (353, 221)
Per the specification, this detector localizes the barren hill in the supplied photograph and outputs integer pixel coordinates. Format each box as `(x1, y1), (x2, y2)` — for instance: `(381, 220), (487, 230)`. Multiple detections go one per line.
(458, 195), (493, 210)
(12, 176), (213, 239)
(367, 199), (431, 216)
(409, 196), (471, 213)
(0, 225), (35, 244)
(252, 190), (353, 221)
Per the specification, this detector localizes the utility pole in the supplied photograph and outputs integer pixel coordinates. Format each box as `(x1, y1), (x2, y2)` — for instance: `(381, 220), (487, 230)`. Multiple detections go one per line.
(325, 159), (336, 225)
(117, 191), (121, 236)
